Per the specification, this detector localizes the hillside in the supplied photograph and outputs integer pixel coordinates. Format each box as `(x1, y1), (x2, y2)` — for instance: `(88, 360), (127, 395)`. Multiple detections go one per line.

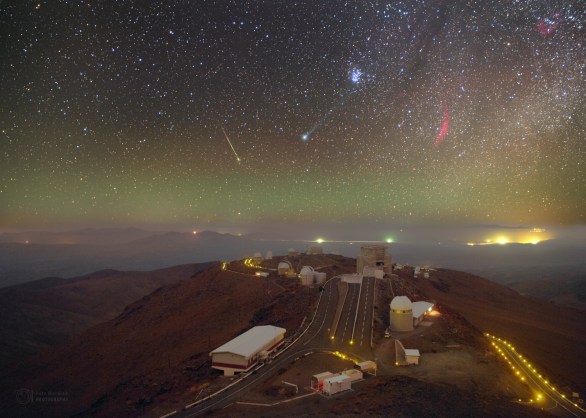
(0, 230), (249, 287)
(509, 276), (586, 311)
(0, 255), (360, 418)
(1, 255), (584, 417)
(0, 262), (215, 369)
(326, 375), (553, 418)
(396, 266), (586, 397)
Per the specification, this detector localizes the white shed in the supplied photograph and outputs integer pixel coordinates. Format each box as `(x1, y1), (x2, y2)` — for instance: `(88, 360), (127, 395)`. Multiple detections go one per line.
(311, 371), (334, 391)
(355, 360), (377, 374)
(412, 301), (434, 327)
(323, 374), (351, 395)
(405, 349), (420, 365)
(266, 251), (273, 260)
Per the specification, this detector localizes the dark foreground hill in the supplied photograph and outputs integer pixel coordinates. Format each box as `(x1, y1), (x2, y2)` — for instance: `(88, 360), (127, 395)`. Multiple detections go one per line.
(0, 262), (215, 369)
(0, 259), (342, 418)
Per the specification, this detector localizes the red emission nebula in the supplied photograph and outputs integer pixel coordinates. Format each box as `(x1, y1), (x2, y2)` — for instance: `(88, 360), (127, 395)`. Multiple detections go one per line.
(435, 105), (450, 146)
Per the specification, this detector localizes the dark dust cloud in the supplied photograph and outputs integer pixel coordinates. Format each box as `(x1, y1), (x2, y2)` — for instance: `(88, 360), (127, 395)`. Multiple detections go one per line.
(1, 0), (585, 229)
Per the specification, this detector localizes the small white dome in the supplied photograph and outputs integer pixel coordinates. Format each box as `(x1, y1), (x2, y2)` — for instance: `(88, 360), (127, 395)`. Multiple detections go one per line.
(300, 266), (314, 275)
(391, 296), (412, 311)
(278, 261), (292, 269)
(254, 252), (262, 257)
(288, 247), (295, 252)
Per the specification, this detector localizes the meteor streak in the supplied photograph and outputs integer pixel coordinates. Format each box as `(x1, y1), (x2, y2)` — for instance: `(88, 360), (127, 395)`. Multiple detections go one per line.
(220, 125), (240, 162)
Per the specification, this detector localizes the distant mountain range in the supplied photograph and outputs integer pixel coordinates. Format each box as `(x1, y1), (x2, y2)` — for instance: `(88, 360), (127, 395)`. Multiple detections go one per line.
(0, 227), (167, 245)
(1, 227), (586, 313)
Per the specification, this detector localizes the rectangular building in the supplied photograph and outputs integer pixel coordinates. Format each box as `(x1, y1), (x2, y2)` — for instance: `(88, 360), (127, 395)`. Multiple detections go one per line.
(323, 374), (351, 395)
(412, 301), (434, 327)
(405, 349), (420, 365)
(210, 326), (286, 376)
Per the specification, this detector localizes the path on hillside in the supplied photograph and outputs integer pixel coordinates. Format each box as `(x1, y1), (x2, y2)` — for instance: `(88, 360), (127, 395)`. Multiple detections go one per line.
(490, 336), (586, 418)
(174, 275), (377, 417)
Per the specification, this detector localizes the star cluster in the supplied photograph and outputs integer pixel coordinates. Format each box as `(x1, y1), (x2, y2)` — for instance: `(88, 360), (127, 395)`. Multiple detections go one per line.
(1, 0), (584, 228)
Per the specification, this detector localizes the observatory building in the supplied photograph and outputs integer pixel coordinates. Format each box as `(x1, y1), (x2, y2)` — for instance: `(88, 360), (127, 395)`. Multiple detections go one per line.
(278, 260), (294, 276)
(389, 296), (413, 331)
(210, 325), (286, 376)
(389, 296), (434, 331)
(357, 245), (392, 275)
(288, 248), (300, 257)
(300, 266), (314, 285)
(310, 245), (323, 254)
(253, 252), (263, 265)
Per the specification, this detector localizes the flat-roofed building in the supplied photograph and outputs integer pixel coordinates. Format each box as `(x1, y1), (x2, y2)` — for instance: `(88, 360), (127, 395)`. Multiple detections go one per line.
(412, 301), (434, 327)
(210, 326), (286, 376)
(405, 349), (420, 365)
(323, 374), (351, 395)
(311, 372), (335, 391)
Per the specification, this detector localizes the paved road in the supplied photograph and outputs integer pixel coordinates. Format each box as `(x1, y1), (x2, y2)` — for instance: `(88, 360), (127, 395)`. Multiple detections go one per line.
(334, 282), (360, 344)
(352, 276), (375, 351)
(489, 335), (586, 418)
(173, 276), (376, 417)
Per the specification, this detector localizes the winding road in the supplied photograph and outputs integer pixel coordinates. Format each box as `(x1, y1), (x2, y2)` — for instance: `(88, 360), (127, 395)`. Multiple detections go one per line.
(173, 275), (376, 417)
(489, 335), (586, 418)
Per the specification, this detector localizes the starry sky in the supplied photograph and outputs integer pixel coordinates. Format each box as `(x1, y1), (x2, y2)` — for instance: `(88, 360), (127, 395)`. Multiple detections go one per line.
(1, 0), (585, 230)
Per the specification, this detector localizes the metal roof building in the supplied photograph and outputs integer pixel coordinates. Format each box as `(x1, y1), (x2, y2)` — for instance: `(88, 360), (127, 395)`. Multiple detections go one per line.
(323, 374), (351, 396)
(405, 349), (421, 365)
(412, 301), (434, 326)
(210, 325), (286, 376)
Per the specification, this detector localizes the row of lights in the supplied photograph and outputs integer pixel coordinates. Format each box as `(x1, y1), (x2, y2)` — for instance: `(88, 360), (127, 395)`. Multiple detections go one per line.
(486, 333), (583, 410)
(243, 258), (263, 268)
(333, 351), (357, 364)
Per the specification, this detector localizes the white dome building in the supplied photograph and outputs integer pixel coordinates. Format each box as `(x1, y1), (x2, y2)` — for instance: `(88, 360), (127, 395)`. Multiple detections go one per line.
(266, 251), (273, 260)
(253, 252), (263, 264)
(278, 260), (293, 276)
(300, 266), (315, 285)
(389, 296), (413, 331)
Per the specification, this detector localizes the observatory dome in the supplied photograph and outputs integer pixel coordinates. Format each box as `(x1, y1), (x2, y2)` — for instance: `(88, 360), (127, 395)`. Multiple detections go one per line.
(254, 252), (262, 258)
(300, 266), (314, 275)
(288, 248), (295, 252)
(390, 296), (412, 311)
(278, 261), (291, 269)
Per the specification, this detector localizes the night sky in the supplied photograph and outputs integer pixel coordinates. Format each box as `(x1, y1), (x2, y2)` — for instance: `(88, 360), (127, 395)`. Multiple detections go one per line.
(1, 0), (585, 229)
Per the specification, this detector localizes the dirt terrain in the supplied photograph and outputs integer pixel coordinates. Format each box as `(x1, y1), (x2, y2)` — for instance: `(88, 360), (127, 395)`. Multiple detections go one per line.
(397, 267), (586, 397)
(1, 255), (584, 418)
(0, 262), (215, 369)
(0, 255), (357, 418)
